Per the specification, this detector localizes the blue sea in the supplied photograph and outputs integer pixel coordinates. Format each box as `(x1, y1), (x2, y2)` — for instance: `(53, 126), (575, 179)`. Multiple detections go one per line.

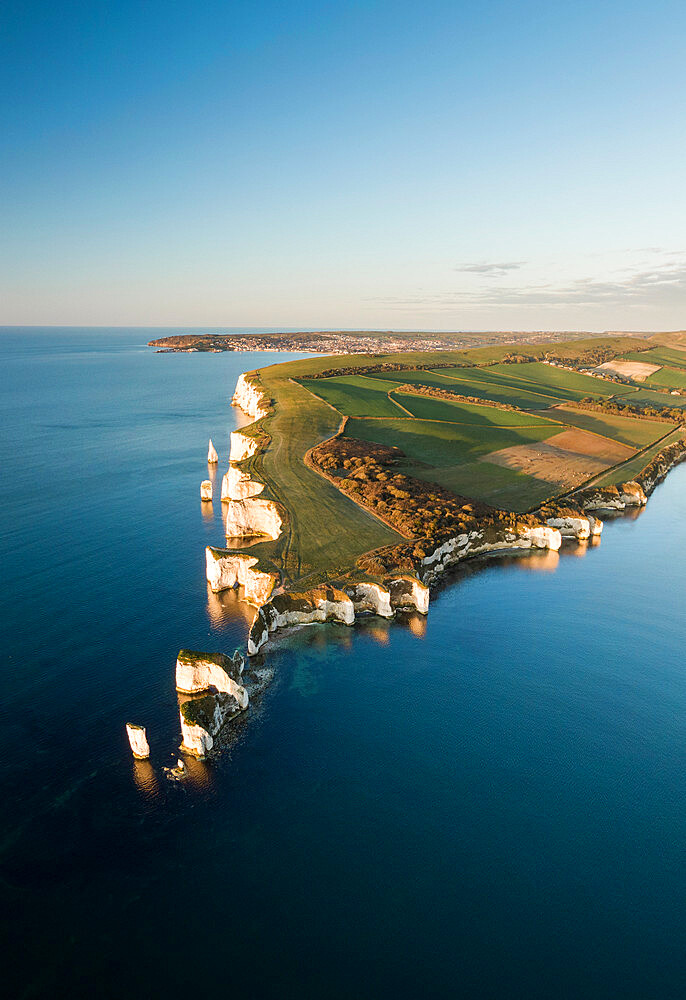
(2, 328), (686, 998)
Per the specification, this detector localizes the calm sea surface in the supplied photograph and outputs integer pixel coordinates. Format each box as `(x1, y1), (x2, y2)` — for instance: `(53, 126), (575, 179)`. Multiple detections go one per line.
(1, 328), (685, 998)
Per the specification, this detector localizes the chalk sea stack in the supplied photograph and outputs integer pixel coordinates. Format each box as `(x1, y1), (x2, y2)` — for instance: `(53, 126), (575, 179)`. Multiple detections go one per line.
(200, 480), (213, 501)
(207, 438), (219, 464)
(126, 723), (150, 759)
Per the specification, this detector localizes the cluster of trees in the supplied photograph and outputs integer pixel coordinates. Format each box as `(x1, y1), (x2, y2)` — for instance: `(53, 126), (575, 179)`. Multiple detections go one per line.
(577, 396), (685, 423)
(312, 435), (546, 577)
(396, 383), (524, 413)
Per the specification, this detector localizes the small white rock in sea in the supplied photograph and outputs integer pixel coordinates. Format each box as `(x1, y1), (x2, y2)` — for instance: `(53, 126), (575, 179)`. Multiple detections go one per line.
(200, 480), (213, 501)
(126, 723), (150, 759)
(207, 438), (219, 464)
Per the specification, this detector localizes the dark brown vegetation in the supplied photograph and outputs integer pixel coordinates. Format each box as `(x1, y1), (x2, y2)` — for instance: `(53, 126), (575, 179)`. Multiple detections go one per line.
(394, 383), (528, 414)
(576, 396), (685, 423)
(310, 434), (549, 577)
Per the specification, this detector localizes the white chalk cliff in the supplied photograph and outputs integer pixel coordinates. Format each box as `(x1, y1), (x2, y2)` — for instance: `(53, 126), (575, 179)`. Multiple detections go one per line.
(179, 691), (245, 757)
(221, 464), (264, 501)
(386, 576), (430, 614)
(176, 649), (248, 706)
(225, 498), (283, 540)
(344, 582), (394, 618)
(200, 480), (213, 501)
(420, 524), (561, 584)
(126, 723), (150, 759)
(207, 439), (219, 464)
(177, 649), (249, 757)
(581, 480), (648, 511)
(205, 546), (278, 605)
(545, 515), (603, 540)
(229, 430), (259, 463)
(248, 585), (356, 655)
(232, 373), (271, 419)
(247, 578), (431, 655)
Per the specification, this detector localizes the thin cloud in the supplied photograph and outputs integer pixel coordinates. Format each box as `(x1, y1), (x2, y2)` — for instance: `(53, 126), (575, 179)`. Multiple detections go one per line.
(374, 261), (686, 311)
(454, 261), (526, 276)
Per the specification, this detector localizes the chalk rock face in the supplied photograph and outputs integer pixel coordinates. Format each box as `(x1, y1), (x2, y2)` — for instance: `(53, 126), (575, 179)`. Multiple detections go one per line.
(221, 464), (264, 501)
(420, 523), (561, 583)
(207, 439), (219, 464)
(386, 576), (430, 615)
(126, 723), (150, 759)
(620, 481), (647, 506)
(588, 515), (603, 536)
(345, 582), (393, 618)
(225, 498), (282, 540)
(232, 373), (270, 419)
(179, 689), (247, 757)
(247, 586), (355, 656)
(580, 481), (647, 511)
(229, 430), (259, 462)
(205, 546), (278, 605)
(176, 649), (248, 708)
(522, 525), (562, 550)
(545, 516), (600, 541)
(200, 480), (213, 501)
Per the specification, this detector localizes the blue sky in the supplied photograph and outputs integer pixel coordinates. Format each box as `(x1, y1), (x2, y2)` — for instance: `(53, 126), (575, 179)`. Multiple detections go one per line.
(2, 0), (685, 329)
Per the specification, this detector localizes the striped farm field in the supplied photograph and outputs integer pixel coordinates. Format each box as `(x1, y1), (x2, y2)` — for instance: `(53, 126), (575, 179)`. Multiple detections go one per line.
(550, 405), (670, 449)
(299, 375), (408, 417)
(392, 391), (560, 427)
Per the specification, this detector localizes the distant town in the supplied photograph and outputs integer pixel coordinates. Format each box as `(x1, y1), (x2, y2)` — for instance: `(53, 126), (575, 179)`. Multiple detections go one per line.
(148, 329), (642, 355)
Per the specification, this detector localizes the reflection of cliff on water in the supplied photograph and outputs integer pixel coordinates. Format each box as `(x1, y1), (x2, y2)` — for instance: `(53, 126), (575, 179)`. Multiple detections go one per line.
(178, 753), (214, 793)
(132, 759), (163, 802)
(220, 533), (264, 550)
(206, 583), (255, 630)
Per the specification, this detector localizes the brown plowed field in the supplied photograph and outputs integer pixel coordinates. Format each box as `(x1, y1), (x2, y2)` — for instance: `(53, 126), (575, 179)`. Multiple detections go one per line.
(481, 428), (635, 491)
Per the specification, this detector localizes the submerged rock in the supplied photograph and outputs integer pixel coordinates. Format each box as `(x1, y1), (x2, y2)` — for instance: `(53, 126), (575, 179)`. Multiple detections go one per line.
(126, 723), (150, 759)
(205, 546), (278, 605)
(200, 479), (213, 501)
(207, 438), (219, 464)
(221, 464), (265, 501)
(224, 497), (283, 539)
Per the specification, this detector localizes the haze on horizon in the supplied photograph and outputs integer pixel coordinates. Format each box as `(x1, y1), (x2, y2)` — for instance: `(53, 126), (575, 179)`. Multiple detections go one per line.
(2, 0), (685, 332)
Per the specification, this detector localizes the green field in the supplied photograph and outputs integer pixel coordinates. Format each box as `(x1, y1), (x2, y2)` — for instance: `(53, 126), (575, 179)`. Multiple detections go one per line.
(392, 391), (559, 427)
(619, 388), (686, 410)
(229, 337), (681, 585)
(410, 461), (558, 510)
(299, 375), (408, 417)
(645, 367), (686, 391)
(551, 406), (669, 449)
(245, 369), (403, 587)
(440, 362), (625, 400)
(345, 417), (559, 467)
(622, 347), (686, 372)
(592, 428), (684, 487)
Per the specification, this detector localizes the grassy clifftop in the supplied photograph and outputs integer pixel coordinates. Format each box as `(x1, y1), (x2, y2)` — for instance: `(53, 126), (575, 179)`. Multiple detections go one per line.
(237, 336), (681, 587)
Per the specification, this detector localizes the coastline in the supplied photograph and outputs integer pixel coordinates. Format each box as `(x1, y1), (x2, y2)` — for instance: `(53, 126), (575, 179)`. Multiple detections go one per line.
(176, 367), (686, 757)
